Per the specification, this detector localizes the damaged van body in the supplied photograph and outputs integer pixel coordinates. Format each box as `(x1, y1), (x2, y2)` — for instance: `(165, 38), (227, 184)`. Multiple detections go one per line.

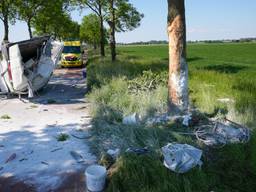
(0, 36), (63, 97)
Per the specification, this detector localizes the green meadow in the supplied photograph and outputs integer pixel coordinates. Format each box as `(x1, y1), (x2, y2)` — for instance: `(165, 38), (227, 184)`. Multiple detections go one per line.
(87, 42), (256, 192)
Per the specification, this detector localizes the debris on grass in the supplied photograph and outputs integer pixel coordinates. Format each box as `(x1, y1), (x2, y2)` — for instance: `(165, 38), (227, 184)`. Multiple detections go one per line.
(195, 118), (250, 146)
(107, 149), (120, 159)
(182, 114), (192, 126)
(214, 118), (250, 143)
(99, 153), (115, 169)
(126, 147), (150, 155)
(0, 114), (11, 120)
(162, 143), (203, 174)
(56, 133), (69, 141)
(217, 98), (235, 103)
(122, 113), (140, 125)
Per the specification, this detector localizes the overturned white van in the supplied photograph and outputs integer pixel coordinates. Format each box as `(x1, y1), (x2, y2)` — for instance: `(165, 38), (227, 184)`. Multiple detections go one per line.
(0, 36), (63, 97)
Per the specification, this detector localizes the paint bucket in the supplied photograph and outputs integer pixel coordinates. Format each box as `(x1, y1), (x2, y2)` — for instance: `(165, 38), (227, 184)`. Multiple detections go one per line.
(85, 165), (107, 192)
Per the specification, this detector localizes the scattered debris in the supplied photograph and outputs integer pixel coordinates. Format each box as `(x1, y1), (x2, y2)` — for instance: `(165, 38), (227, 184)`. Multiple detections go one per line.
(0, 144), (4, 148)
(5, 153), (17, 163)
(217, 98), (235, 103)
(76, 106), (88, 110)
(162, 143), (202, 173)
(107, 148), (120, 159)
(71, 133), (91, 139)
(51, 147), (63, 152)
(214, 119), (250, 144)
(19, 158), (28, 162)
(126, 147), (150, 155)
(182, 114), (192, 126)
(57, 133), (69, 141)
(70, 151), (84, 163)
(41, 161), (49, 165)
(122, 113), (140, 125)
(30, 105), (38, 109)
(0, 167), (3, 171)
(195, 118), (250, 146)
(99, 153), (115, 169)
(0, 114), (11, 119)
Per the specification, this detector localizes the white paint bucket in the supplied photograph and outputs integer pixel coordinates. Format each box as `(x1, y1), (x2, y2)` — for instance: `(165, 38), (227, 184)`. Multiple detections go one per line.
(85, 165), (107, 192)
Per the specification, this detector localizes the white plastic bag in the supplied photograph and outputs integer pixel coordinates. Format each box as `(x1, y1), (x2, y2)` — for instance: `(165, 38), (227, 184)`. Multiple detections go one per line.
(162, 143), (202, 173)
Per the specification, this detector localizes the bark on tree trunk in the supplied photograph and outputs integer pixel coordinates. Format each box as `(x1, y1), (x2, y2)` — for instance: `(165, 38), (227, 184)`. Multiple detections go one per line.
(109, 0), (116, 61)
(99, 4), (105, 57)
(167, 0), (188, 114)
(99, 16), (105, 57)
(3, 16), (9, 41)
(27, 20), (33, 39)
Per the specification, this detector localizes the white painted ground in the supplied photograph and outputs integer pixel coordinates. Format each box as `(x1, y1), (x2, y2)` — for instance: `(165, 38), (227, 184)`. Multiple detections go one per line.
(0, 70), (96, 191)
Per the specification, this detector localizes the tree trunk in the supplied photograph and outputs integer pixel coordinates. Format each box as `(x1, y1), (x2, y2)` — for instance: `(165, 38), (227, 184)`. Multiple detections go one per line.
(99, 4), (105, 57)
(3, 15), (9, 42)
(27, 19), (33, 39)
(109, 0), (116, 61)
(167, 0), (188, 114)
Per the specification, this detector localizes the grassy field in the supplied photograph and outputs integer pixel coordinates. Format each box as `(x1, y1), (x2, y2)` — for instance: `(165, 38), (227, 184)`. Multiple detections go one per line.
(87, 42), (256, 192)
(117, 43), (256, 126)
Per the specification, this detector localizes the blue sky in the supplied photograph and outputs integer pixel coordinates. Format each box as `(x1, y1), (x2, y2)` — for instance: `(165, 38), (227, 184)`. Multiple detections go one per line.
(1, 0), (256, 43)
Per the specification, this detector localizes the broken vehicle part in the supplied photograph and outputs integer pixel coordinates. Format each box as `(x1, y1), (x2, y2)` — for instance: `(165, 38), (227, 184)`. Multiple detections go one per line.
(195, 118), (250, 146)
(0, 36), (63, 97)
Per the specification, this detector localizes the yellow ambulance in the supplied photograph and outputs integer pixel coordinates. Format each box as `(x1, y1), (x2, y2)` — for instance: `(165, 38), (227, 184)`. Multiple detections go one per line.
(61, 41), (83, 67)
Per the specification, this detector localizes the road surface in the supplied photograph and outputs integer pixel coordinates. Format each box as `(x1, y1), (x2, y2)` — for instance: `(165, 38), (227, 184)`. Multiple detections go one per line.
(0, 68), (95, 192)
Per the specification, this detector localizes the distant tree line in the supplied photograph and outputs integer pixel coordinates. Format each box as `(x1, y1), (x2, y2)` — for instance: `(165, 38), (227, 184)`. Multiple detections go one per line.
(188, 38), (256, 44)
(116, 38), (256, 46)
(117, 40), (169, 45)
(0, 0), (144, 61)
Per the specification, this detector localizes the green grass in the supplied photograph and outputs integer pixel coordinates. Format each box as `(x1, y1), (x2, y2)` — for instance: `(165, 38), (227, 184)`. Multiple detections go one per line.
(56, 133), (69, 141)
(87, 42), (256, 192)
(0, 114), (11, 120)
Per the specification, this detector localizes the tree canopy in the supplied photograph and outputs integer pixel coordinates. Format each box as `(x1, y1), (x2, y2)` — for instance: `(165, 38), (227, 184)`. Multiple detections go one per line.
(80, 14), (101, 48)
(16, 0), (48, 38)
(0, 0), (18, 41)
(31, 0), (79, 40)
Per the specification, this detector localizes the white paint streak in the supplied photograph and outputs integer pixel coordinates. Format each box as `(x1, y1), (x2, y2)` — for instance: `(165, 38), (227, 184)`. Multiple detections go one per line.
(170, 57), (188, 110)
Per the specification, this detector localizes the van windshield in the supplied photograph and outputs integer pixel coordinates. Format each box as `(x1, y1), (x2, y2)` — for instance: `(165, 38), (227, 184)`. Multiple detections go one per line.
(63, 46), (80, 54)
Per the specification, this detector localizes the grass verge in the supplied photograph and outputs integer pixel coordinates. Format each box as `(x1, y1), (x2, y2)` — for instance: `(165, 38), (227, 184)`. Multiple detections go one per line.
(86, 43), (256, 192)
